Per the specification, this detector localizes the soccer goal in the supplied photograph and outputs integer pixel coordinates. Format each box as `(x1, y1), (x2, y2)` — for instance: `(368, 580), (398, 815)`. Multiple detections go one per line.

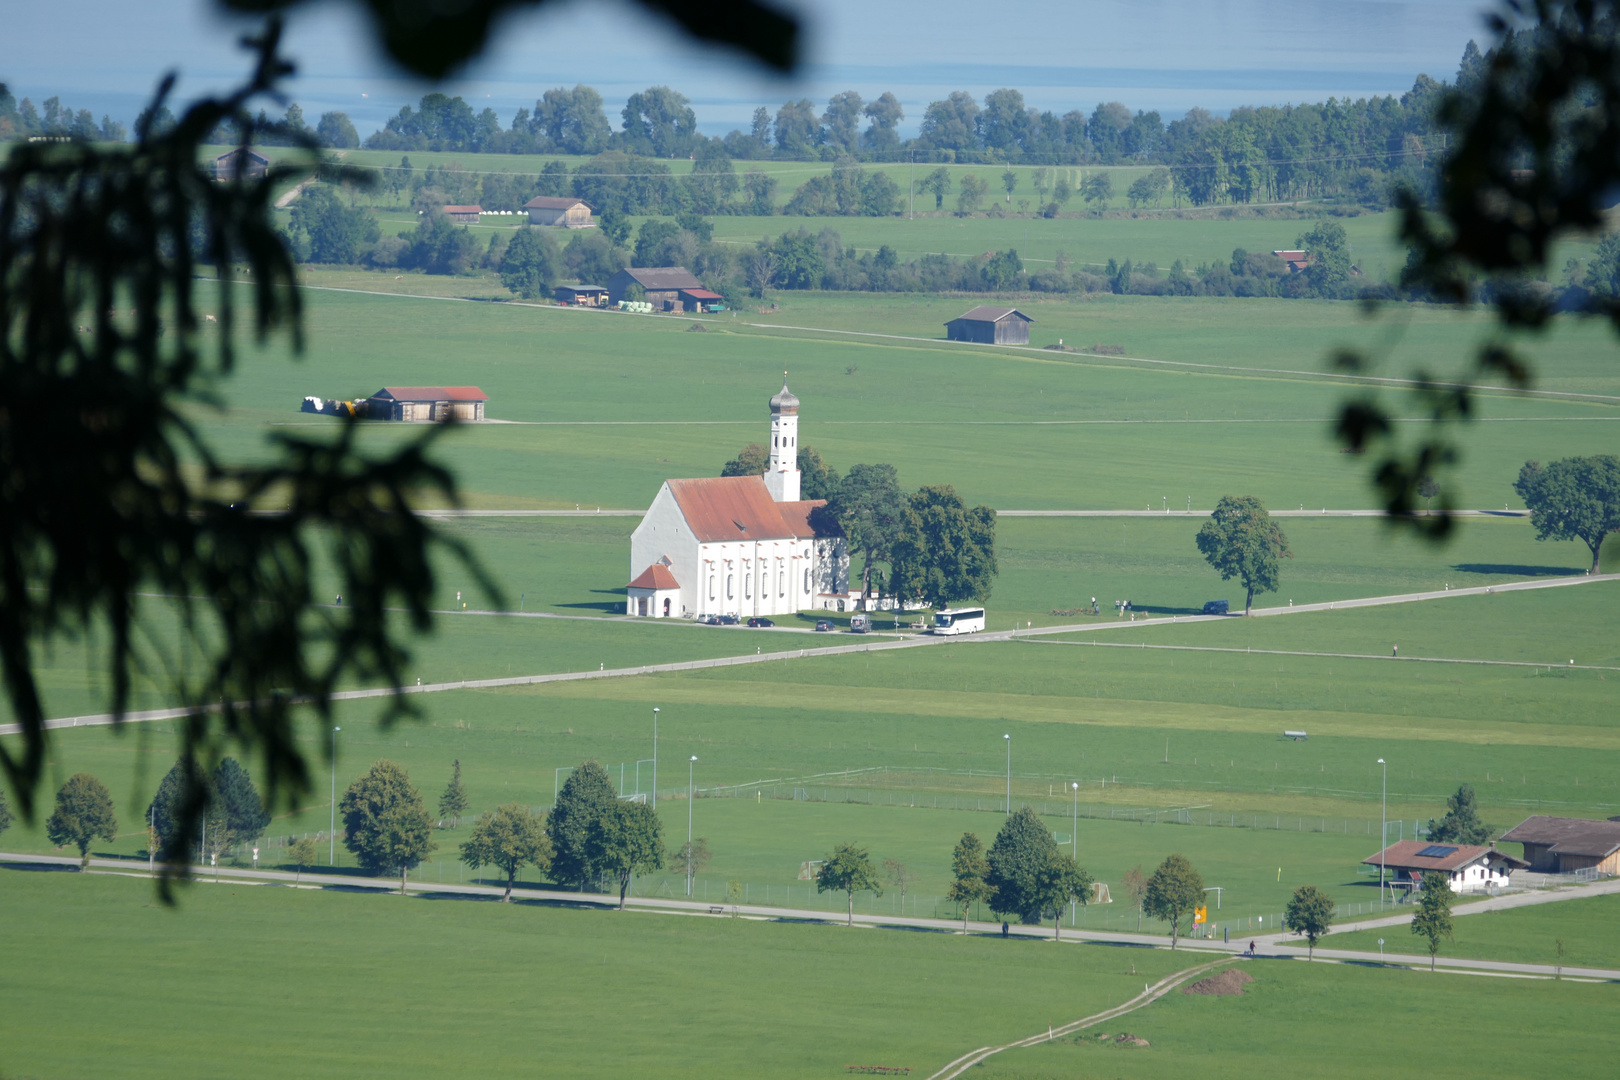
(798, 860), (824, 880)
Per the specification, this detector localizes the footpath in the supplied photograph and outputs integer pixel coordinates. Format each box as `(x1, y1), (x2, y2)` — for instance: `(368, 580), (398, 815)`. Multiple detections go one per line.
(8, 851), (1617, 983)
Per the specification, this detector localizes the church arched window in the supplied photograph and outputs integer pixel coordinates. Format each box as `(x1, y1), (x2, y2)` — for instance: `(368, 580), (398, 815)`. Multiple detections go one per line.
(803, 568), (811, 593)
(745, 572), (751, 598)
(708, 574), (715, 600)
(726, 574), (734, 599)
(778, 571), (785, 597)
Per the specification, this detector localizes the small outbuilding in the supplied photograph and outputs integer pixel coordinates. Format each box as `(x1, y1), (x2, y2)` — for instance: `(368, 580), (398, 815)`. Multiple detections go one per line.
(1500, 816), (1620, 875)
(523, 196), (594, 228)
(1273, 249), (1311, 273)
(555, 284), (609, 307)
(678, 287), (724, 313)
(1362, 840), (1526, 894)
(608, 266), (706, 311)
(626, 561), (682, 618)
(442, 205), (483, 225)
(212, 148), (270, 182)
(366, 386), (488, 422)
(945, 305), (1033, 346)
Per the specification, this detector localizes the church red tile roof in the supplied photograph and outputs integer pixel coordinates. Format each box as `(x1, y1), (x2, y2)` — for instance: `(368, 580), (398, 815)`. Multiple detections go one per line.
(778, 499), (841, 538)
(627, 563), (680, 590)
(667, 477), (809, 542)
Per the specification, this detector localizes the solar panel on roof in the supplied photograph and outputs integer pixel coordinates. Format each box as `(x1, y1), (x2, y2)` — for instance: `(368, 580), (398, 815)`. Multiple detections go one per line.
(1416, 844), (1459, 858)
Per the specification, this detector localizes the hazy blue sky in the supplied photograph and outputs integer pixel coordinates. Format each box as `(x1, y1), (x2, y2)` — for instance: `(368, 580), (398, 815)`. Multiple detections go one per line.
(1, 0), (1500, 136)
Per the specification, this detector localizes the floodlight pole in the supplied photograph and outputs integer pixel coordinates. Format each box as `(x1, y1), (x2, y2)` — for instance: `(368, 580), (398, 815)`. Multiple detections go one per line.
(330, 726), (341, 865)
(1004, 734), (1011, 814)
(1071, 782), (1079, 860)
(688, 756), (698, 896)
(1378, 758), (1387, 908)
(652, 707), (659, 808)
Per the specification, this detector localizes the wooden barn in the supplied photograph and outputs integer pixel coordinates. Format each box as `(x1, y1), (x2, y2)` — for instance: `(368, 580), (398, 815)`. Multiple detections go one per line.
(1500, 816), (1620, 875)
(523, 196), (595, 228)
(442, 205), (482, 225)
(1273, 249), (1311, 273)
(678, 287), (724, 313)
(366, 386), (488, 422)
(555, 284), (609, 306)
(608, 267), (706, 311)
(945, 305), (1033, 345)
(211, 148), (270, 182)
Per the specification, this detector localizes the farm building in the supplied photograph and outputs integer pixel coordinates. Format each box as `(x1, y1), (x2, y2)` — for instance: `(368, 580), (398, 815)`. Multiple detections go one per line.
(366, 386), (488, 422)
(944, 306), (1033, 346)
(211, 148), (270, 182)
(627, 381), (849, 619)
(608, 266), (706, 311)
(1500, 816), (1620, 875)
(555, 284), (609, 306)
(1273, 249), (1311, 273)
(442, 205), (482, 225)
(523, 196), (594, 228)
(1361, 841), (1526, 894)
(678, 287), (724, 313)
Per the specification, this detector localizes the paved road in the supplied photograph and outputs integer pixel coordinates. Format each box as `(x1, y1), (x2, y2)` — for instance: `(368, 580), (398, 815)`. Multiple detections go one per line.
(11, 852), (1617, 981)
(413, 507), (1530, 519)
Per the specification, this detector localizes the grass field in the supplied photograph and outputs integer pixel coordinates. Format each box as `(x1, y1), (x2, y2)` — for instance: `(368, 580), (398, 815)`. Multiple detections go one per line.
(0, 867), (1198, 1080)
(975, 957), (1617, 1079)
(1331, 891), (1620, 970)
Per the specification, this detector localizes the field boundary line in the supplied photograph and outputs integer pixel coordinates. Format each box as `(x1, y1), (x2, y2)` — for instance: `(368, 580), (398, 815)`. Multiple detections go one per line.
(1020, 637), (1620, 672)
(923, 956), (1237, 1080)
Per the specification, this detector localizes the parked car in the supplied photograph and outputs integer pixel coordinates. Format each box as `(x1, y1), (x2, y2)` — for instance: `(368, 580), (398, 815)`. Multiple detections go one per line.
(1201, 600), (1230, 616)
(747, 617), (775, 628)
(716, 614), (740, 625)
(698, 614), (722, 625)
(814, 619), (835, 632)
(850, 613), (871, 633)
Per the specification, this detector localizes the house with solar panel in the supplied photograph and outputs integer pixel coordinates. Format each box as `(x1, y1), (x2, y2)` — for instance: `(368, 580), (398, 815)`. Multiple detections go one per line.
(1362, 840), (1526, 894)
(626, 380), (848, 619)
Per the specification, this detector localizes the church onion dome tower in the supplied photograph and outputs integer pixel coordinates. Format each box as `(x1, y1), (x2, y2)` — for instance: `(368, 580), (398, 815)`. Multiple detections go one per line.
(765, 374), (801, 502)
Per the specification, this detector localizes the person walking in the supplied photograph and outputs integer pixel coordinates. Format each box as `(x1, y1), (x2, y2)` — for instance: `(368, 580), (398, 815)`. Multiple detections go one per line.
(1249, 940), (1256, 955)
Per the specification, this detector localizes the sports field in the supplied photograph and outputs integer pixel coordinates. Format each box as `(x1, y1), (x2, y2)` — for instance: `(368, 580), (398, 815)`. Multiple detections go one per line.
(4, 213), (1618, 1077)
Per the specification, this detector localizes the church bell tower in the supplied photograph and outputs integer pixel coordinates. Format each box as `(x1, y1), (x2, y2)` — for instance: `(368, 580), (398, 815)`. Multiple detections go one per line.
(764, 376), (800, 503)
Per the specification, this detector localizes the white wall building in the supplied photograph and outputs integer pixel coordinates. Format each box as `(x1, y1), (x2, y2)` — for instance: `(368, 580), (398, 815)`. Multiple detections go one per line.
(627, 382), (848, 618)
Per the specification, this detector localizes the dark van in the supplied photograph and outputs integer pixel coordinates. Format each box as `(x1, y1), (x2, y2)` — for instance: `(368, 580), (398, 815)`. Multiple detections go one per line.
(1201, 600), (1230, 616)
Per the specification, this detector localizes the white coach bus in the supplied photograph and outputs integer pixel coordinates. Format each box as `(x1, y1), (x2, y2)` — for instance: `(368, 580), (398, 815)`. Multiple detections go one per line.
(932, 607), (987, 635)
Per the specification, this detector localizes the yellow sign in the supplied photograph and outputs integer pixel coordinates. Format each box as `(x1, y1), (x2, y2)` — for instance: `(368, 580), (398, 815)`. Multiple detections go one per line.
(1194, 905), (1208, 924)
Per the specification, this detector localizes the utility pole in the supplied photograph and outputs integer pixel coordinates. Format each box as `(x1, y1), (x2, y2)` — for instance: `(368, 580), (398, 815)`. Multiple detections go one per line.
(909, 150), (914, 219)
(1378, 758), (1387, 908)
(687, 756), (698, 897)
(652, 707), (659, 808)
(1004, 734), (1011, 814)
(330, 726), (341, 865)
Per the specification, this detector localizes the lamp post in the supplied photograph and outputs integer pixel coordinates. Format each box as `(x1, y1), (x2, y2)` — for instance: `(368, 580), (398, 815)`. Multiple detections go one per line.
(330, 726), (341, 865)
(687, 755), (698, 896)
(1071, 782), (1079, 860)
(652, 707), (659, 808)
(1377, 758), (1387, 908)
(1004, 734), (1011, 814)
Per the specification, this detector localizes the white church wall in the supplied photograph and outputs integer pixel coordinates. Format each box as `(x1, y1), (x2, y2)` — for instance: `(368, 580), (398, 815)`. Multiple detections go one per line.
(629, 484), (699, 616)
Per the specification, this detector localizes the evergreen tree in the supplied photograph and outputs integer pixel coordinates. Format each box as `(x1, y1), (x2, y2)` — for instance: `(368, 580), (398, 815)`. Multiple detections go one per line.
(46, 774), (117, 870)
(213, 757), (271, 843)
(985, 806), (1060, 925)
(147, 757), (212, 858)
(546, 760), (620, 890)
(1427, 784), (1492, 845)
(439, 759), (470, 828)
(339, 761), (436, 894)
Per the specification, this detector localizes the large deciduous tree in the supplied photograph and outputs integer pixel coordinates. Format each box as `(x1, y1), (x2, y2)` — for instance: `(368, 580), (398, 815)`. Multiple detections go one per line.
(499, 226), (561, 299)
(1410, 872), (1455, 970)
(917, 167), (952, 210)
(1196, 495), (1292, 615)
(588, 799), (664, 908)
(1427, 784), (1492, 845)
(46, 773), (117, 869)
(460, 804), (553, 901)
(890, 485), (997, 610)
(622, 86), (698, 158)
(946, 831), (993, 931)
(1284, 884), (1336, 959)
(721, 443), (769, 477)
(1029, 851), (1093, 940)
(0, 787), (13, 840)
(340, 760), (436, 894)
(1513, 457), (1620, 573)
(815, 842), (882, 926)
(825, 463), (905, 608)
(1143, 853), (1204, 949)
(1297, 219), (1351, 296)
(986, 806), (1060, 926)
(546, 760), (620, 890)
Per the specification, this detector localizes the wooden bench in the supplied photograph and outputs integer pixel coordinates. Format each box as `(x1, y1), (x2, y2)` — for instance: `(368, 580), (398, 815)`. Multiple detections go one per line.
(709, 906), (725, 914)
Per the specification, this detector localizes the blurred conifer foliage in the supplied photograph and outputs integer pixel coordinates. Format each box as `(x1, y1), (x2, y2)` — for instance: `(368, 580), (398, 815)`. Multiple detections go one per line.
(1343, 0), (1620, 535)
(0, 23), (491, 894)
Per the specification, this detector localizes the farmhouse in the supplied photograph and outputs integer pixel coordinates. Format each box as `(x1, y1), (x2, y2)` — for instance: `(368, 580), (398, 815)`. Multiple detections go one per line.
(442, 204), (482, 225)
(1362, 840), (1526, 894)
(608, 266), (706, 310)
(366, 386), (488, 422)
(627, 381), (849, 619)
(1273, 249), (1311, 273)
(945, 305), (1033, 346)
(1500, 816), (1620, 875)
(555, 284), (609, 306)
(523, 195), (594, 228)
(211, 148), (270, 181)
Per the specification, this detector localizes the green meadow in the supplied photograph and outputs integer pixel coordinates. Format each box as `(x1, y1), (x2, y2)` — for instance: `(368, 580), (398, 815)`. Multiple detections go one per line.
(1332, 892), (1620, 970)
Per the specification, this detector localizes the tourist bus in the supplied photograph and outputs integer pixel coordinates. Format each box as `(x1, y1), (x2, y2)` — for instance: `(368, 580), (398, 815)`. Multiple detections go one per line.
(931, 607), (987, 635)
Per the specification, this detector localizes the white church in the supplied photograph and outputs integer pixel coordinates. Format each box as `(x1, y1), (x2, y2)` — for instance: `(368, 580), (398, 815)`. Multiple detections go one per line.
(627, 381), (850, 619)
